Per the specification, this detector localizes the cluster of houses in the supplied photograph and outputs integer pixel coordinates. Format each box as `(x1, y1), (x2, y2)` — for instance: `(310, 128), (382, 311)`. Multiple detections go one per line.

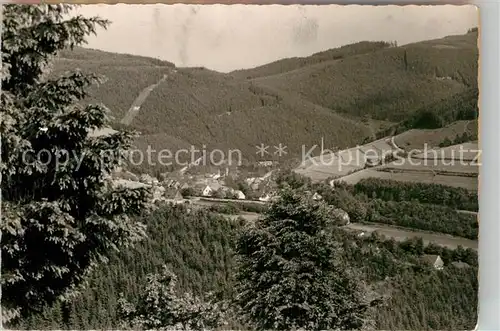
(110, 170), (184, 205)
(108, 167), (280, 204)
(180, 168), (280, 201)
(191, 180), (247, 200)
(108, 168), (350, 226)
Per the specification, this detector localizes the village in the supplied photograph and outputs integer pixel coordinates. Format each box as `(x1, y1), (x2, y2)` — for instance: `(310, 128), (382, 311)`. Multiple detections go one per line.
(109, 165), (281, 205)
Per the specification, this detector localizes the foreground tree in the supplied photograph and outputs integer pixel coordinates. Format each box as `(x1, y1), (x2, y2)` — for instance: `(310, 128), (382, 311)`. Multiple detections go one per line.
(117, 266), (228, 331)
(234, 187), (375, 330)
(1, 4), (150, 321)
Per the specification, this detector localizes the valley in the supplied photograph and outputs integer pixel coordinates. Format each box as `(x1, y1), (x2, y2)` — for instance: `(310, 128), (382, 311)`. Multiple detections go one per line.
(5, 11), (480, 330)
(54, 27), (479, 252)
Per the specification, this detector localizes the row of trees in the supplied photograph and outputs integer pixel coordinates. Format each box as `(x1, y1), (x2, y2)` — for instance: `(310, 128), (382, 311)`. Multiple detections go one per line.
(365, 199), (478, 239)
(208, 201), (269, 215)
(439, 131), (478, 148)
(352, 178), (478, 212)
(312, 178), (478, 238)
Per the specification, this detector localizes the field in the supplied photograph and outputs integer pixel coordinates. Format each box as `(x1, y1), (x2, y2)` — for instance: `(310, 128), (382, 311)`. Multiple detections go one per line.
(393, 120), (478, 150)
(414, 141), (479, 161)
(224, 212), (477, 250)
(295, 139), (479, 189)
(380, 141), (479, 175)
(341, 168), (466, 186)
(335, 162), (478, 191)
(337, 167), (477, 190)
(295, 138), (397, 182)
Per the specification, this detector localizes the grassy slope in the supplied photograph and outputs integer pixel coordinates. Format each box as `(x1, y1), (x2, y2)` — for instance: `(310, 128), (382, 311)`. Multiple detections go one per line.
(242, 32), (478, 122)
(394, 119), (478, 150)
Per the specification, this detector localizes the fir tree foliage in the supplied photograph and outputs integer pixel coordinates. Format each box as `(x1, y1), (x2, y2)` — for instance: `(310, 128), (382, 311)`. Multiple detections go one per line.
(117, 266), (228, 331)
(1, 4), (150, 320)
(234, 187), (375, 330)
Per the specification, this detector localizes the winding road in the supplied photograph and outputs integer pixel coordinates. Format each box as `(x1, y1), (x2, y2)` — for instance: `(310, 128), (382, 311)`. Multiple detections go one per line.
(345, 222), (477, 250)
(216, 209), (478, 250)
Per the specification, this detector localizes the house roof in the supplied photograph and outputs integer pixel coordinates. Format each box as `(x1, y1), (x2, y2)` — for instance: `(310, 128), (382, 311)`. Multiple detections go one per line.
(113, 171), (139, 181)
(113, 179), (150, 190)
(88, 127), (118, 137)
(421, 254), (442, 265)
(165, 189), (183, 200)
(207, 182), (222, 191)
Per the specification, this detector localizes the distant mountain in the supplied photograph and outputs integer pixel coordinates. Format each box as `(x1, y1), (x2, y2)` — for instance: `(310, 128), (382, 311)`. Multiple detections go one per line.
(230, 41), (393, 80)
(243, 31), (478, 122)
(52, 30), (478, 172)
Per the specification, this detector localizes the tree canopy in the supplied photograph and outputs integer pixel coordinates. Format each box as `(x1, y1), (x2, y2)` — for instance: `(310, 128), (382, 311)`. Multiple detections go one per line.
(1, 4), (150, 321)
(234, 187), (374, 330)
(118, 266), (228, 331)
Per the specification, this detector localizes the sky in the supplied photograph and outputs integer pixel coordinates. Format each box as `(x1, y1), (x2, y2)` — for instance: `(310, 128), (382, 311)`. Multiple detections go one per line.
(75, 5), (478, 73)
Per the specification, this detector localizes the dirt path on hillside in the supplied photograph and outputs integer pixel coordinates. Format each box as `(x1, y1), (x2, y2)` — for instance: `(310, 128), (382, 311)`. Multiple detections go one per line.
(121, 73), (169, 126)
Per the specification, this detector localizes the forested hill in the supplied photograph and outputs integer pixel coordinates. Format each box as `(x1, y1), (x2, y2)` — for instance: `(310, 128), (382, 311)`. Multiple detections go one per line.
(52, 30), (478, 165)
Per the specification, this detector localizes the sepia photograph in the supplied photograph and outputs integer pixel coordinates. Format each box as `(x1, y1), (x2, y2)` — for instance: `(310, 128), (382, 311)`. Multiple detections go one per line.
(1, 4), (479, 330)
